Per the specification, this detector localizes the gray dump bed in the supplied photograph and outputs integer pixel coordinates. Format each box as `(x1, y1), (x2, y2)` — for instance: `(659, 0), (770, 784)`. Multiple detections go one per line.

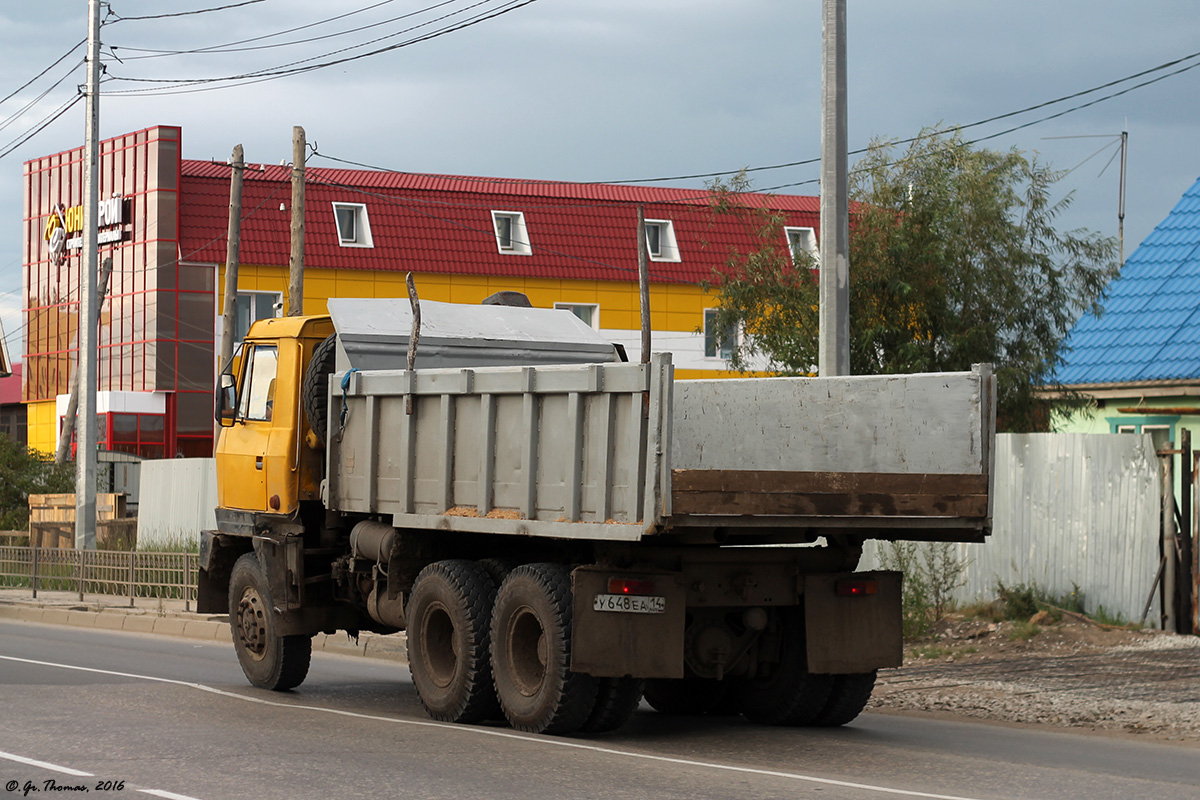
(324, 337), (996, 545)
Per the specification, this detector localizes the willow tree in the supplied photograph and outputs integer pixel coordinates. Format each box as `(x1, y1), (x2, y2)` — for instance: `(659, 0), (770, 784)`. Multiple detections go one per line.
(703, 131), (1119, 431)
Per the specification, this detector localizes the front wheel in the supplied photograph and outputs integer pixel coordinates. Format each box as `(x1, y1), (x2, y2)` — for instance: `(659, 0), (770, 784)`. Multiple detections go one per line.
(228, 553), (312, 691)
(490, 563), (597, 735)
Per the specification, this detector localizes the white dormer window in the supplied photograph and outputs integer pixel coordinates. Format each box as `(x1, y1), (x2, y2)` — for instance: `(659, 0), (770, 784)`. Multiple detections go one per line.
(332, 202), (373, 248)
(554, 302), (599, 329)
(491, 211), (531, 255)
(644, 219), (680, 262)
(785, 226), (818, 266)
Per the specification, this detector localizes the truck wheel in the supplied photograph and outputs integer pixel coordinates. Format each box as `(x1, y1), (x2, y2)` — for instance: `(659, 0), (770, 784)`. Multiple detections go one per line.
(490, 563), (598, 734)
(811, 671), (876, 727)
(580, 678), (644, 733)
(228, 553), (312, 691)
(735, 610), (833, 726)
(643, 676), (729, 715)
(302, 333), (337, 446)
(407, 560), (500, 724)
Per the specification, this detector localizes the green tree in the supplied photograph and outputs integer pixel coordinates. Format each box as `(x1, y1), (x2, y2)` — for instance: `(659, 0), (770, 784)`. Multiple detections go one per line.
(0, 434), (74, 530)
(703, 130), (1119, 431)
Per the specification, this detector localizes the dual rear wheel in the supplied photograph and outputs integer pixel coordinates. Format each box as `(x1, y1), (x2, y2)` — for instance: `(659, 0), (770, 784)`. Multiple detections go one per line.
(644, 609), (876, 727)
(406, 560), (642, 736)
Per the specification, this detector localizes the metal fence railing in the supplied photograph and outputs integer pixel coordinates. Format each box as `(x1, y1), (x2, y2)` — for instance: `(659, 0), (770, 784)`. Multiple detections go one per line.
(0, 546), (197, 610)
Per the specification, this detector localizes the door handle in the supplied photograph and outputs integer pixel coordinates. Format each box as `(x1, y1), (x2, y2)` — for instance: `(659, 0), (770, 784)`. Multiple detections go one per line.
(255, 456), (264, 471)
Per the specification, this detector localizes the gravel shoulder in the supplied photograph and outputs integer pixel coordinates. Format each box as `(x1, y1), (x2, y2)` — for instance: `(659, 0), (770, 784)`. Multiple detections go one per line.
(867, 615), (1200, 743)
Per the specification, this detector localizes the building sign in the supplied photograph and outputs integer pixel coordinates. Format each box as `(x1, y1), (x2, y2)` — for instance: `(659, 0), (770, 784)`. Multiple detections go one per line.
(43, 195), (127, 264)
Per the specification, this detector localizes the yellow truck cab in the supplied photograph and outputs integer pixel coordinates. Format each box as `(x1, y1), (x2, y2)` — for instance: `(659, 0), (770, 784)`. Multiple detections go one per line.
(215, 315), (333, 517)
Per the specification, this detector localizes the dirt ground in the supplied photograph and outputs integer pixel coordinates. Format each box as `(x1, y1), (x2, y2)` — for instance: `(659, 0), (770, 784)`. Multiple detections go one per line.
(867, 614), (1200, 742)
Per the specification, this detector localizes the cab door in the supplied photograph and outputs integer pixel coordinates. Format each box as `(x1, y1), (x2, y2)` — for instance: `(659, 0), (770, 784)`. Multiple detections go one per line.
(216, 343), (278, 512)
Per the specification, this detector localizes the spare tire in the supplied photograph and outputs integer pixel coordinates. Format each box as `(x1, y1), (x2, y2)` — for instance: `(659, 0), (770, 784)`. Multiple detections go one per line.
(302, 334), (337, 446)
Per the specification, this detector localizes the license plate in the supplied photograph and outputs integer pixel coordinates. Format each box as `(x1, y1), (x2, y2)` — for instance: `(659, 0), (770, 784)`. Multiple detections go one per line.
(593, 593), (666, 614)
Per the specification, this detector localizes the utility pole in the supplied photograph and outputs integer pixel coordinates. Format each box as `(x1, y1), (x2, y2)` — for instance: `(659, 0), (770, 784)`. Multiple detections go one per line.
(819, 0), (850, 377)
(220, 144), (245, 373)
(636, 206), (651, 365)
(288, 126), (305, 316)
(1118, 127), (1127, 266)
(75, 0), (101, 550)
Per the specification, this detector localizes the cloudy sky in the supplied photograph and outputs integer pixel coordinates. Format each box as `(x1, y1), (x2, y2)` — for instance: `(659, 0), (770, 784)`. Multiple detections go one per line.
(2, 0), (1199, 361)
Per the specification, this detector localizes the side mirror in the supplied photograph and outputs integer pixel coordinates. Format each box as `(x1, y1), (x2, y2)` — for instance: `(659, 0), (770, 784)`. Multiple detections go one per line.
(215, 373), (238, 427)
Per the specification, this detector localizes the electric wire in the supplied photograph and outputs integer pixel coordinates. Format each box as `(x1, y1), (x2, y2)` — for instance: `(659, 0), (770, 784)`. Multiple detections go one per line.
(0, 60), (86, 137)
(101, 0), (540, 95)
(107, 1), (266, 22)
(0, 39), (86, 110)
(0, 95), (84, 162)
(110, 0), (461, 59)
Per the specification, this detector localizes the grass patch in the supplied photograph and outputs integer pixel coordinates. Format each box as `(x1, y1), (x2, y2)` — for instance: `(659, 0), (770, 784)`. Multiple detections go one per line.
(1006, 620), (1041, 641)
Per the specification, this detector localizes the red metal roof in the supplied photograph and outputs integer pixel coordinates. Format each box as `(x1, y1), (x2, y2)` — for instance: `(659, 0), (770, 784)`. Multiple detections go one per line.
(0, 363), (22, 406)
(178, 161), (820, 285)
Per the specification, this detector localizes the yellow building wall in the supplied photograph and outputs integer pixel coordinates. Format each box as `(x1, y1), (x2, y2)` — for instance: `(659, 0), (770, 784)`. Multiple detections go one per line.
(219, 266), (738, 379)
(26, 399), (57, 456)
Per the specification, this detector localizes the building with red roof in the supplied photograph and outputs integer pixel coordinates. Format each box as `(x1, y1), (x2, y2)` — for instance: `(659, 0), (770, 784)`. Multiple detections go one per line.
(21, 125), (821, 457)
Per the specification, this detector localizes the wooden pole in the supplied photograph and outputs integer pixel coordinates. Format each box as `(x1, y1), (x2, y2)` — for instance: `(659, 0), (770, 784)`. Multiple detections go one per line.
(1162, 443), (1177, 632)
(637, 206), (651, 364)
(56, 256), (113, 465)
(288, 126), (305, 316)
(1181, 428), (1194, 632)
(405, 272), (420, 416)
(219, 144), (244, 373)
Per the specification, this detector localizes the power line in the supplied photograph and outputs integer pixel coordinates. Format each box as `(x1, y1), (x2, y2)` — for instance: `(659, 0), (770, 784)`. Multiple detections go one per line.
(107, 0), (266, 22)
(102, 0), (540, 95)
(109, 0), (458, 60)
(0, 94), (83, 162)
(0, 39), (86, 110)
(613, 49), (1200, 184)
(0, 59), (86, 137)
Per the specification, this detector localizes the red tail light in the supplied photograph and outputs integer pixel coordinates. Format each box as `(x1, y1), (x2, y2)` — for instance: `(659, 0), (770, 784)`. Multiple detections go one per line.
(608, 577), (656, 595)
(835, 579), (879, 597)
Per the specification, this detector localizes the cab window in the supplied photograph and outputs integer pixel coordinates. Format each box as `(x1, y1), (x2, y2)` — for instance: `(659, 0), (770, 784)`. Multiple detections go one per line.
(238, 345), (278, 422)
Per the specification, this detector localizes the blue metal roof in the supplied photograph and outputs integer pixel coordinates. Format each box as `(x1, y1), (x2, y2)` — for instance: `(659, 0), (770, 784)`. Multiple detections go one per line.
(1056, 176), (1200, 385)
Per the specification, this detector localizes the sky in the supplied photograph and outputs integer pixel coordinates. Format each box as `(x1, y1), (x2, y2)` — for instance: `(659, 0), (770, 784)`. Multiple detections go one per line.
(2, 0), (1199, 362)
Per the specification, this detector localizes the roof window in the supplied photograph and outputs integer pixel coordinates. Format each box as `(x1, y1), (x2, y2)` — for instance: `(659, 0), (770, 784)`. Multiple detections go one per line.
(491, 211), (531, 255)
(332, 202), (373, 248)
(785, 226), (818, 266)
(644, 219), (680, 262)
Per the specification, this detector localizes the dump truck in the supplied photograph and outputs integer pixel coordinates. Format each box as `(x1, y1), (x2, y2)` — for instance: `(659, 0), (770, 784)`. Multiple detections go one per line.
(200, 294), (995, 735)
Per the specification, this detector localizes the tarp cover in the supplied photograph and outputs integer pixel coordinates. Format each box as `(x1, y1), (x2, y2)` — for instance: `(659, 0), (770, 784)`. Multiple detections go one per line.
(327, 297), (620, 371)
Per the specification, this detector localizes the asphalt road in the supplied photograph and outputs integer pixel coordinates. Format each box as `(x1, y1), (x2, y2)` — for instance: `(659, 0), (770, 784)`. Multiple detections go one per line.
(0, 619), (1196, 800)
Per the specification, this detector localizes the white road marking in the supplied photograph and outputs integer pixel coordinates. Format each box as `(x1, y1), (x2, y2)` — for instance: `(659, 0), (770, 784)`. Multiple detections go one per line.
(0, 747), (203, 800)
(138, 790), (205, 800)
(0, 749), (93, 776)
(0, 653), (983, 800)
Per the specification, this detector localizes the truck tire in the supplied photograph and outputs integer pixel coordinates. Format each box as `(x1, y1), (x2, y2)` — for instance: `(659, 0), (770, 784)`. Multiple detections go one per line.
(811, 671), (876, 727)
(643, 676), (729, 715)
(302, 333), (337, 446)
(490, 563), (598, 735)
(580, 678), (644, 734)
(228, 553), (312, 691)
(407, 560), (500, 724)
(734, 609), (833, 726)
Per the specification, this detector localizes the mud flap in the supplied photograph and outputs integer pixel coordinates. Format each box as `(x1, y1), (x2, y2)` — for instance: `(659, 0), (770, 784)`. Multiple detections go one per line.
(803, 570), (903, 673)
(570, 566), (686, 679)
